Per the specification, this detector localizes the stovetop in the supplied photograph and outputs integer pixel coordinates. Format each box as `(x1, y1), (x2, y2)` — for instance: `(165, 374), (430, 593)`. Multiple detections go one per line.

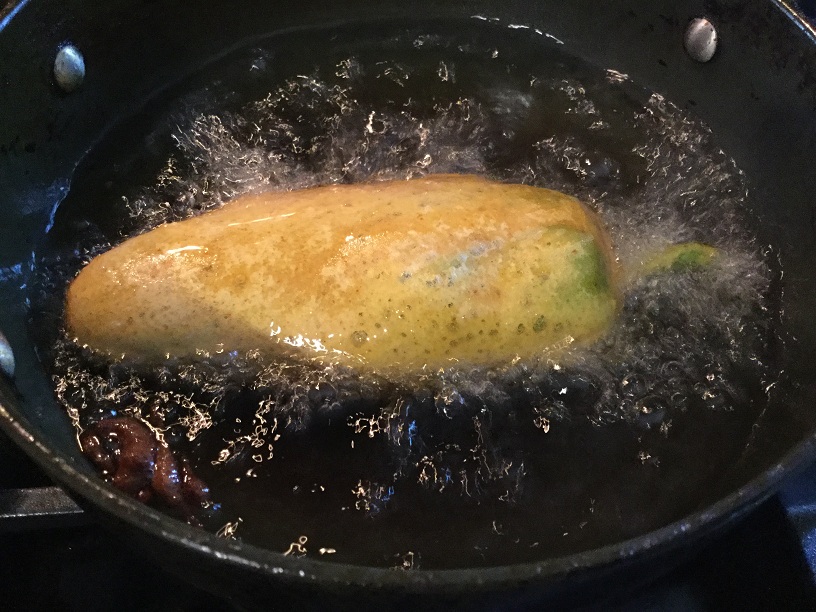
(0, 428), (815, 611)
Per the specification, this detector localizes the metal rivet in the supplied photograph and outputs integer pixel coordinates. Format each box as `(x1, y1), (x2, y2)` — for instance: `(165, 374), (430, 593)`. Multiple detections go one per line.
(0, 329), (15, 378)
(684, 18), (718, 63)
(54, 44), (85, 92)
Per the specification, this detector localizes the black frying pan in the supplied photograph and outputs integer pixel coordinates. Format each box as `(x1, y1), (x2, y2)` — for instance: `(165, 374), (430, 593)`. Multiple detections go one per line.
(1, 0), (816, 608)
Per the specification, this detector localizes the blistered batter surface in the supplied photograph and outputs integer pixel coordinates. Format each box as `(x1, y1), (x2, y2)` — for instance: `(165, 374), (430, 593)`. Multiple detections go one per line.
(66, 175), (618, 371)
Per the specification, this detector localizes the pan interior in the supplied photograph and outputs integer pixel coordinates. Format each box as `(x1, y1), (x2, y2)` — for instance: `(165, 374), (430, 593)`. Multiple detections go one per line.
(21, 17), (799, 570)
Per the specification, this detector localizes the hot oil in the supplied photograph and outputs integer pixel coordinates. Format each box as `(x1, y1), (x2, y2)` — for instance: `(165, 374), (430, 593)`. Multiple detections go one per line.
(30, 20), (781, 569)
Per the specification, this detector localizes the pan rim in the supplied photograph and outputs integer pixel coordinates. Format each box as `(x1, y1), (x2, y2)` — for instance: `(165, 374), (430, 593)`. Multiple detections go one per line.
(1, 388), (815, 591)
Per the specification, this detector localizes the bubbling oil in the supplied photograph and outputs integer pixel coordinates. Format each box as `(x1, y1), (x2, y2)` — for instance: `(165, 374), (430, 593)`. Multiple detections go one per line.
(31, 21), (780, 569)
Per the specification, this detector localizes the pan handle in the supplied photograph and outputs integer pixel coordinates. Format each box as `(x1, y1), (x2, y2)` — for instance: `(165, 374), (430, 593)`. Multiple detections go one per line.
(0, 427), (87, 531)
(0, 485), (87, 532)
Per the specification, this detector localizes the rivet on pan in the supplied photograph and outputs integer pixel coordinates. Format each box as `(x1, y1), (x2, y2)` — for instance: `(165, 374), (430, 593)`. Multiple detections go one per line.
(54, 44), (86, 93)
(0, 329), (15, 378)
(684, 18), (718, 63)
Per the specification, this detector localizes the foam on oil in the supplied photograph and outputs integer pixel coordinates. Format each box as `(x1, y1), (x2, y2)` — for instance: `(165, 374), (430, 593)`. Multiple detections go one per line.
(31, 21), (780, 569)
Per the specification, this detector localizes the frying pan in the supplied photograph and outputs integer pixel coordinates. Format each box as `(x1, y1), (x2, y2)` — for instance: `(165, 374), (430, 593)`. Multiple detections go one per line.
(1, 0), (816, 608)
